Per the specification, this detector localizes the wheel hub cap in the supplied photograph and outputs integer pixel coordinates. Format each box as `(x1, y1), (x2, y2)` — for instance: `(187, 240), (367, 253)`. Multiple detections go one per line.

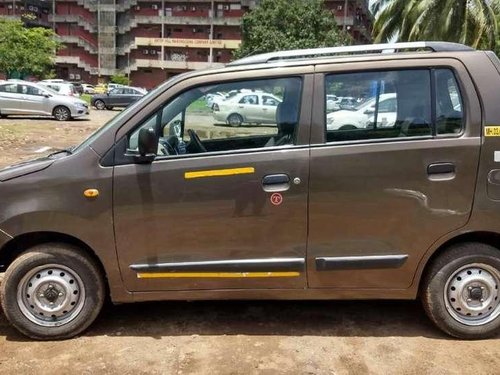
(17, 265), (85, 327)
(445, 264), (500, 326)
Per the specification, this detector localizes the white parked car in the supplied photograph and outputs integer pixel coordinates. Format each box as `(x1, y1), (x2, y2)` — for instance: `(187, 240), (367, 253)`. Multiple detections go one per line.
(81, 84), (95, 94)
(212, 92), (282, 127)
(0, 81), (89, 121)
(327, 93), (397, 130)
(39, 81), (79, 97)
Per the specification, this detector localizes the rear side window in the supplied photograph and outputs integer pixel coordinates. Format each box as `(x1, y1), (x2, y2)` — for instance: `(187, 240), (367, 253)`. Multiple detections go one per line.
(0, 84), (17, 93)
(324, 68), (464, 143)
(435, 69), (464, 135)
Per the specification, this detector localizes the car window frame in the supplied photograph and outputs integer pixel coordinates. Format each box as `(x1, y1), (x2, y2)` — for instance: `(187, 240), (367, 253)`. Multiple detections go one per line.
(111, 69), (314, 166)
(238, 94), (259, 105)
(134, 77), (302, 160)
(311, 59), (477, 146)
(0, 83), (18, 94)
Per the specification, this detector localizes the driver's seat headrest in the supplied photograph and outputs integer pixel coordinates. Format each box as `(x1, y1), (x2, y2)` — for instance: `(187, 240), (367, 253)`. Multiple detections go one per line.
(276, 102), (298, 136)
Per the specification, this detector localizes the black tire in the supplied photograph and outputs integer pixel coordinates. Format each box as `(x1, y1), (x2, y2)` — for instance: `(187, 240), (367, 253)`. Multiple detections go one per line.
(227, 113), (243, 127)
(105, 106), (114, 110)
(52, 106), (71, 121)
(0, 243), (105, 340)
(421, 242), (500, 339)
(339, 124), (357, 130)
(94, 100), (106, 110)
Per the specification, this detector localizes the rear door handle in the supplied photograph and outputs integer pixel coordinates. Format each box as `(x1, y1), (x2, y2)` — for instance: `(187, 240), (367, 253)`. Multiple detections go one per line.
(262, 173), (290, 192)
(427, 162), (456, 180)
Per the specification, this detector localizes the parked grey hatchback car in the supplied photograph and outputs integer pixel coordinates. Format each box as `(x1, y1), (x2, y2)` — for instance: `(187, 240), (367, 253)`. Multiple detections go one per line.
(1, 42), (500, 340)
(0, 81), (89, 121)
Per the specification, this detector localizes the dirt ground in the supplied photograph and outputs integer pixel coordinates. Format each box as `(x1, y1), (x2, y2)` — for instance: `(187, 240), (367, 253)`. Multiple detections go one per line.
(0, 111), (500, 374)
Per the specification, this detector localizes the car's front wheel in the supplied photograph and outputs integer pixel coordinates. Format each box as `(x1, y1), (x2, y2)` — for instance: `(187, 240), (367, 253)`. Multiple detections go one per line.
(94, 100), (106, 110)
(1, 243), (105, 340)
(421, 242), (500, 339)
(53, 106), (71, 121)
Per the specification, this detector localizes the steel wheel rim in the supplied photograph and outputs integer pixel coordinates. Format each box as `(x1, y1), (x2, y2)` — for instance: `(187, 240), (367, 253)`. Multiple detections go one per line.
(228, 114), (241, 126)
(17, 264), (86, 327)
(444, 263), (500, 326)
(54, 107), (69, 120)
(95, 101), (105, 110)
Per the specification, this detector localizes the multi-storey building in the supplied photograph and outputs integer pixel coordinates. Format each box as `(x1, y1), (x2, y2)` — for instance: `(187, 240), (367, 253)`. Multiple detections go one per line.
(0, 0), (52, 28)
(0, 0), (373, 88)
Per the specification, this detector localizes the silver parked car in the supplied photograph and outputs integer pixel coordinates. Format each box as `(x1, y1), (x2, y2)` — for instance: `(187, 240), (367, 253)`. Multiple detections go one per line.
(0, 81), (89, 121)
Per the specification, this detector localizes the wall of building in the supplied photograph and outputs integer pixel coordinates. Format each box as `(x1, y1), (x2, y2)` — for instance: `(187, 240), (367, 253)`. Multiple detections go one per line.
(0, 0), (373, 88)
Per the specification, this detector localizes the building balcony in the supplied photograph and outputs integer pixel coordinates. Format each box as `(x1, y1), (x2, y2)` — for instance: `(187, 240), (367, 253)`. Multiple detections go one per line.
(128, 58), (224, 72)
(49, 15), (97, 33)
(55, 55), (95, 74)
(118, 15), (241, 33)
(58, 35), (98, 54)
(335, 15), (355, 26)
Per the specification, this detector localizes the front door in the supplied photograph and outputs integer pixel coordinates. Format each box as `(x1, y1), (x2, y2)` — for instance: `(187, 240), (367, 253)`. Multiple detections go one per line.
(113, 75), (311, 291)
(307, 62), (482, 289)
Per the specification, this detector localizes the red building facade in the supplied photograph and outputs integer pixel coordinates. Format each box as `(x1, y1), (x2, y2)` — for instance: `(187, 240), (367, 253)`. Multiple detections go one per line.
(0, 0), (373, 89)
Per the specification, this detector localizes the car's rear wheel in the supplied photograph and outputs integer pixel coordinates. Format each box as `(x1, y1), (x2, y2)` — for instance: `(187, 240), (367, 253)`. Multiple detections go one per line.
(1, 243), (105, 340)
(227, 113), (243, 127)
(53, 106), (71, 121)
(94, 100), (106, 110)
(421, 242), (500, 339)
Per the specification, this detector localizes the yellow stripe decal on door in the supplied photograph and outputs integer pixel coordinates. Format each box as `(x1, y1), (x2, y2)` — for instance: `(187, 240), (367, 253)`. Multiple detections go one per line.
(137, 271), (300, 279)
(184, 167), (255, 179)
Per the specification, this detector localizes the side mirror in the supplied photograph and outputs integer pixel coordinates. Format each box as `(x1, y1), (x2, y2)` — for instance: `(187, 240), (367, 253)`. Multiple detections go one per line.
(137, 127), (157, 162)
(43, 93), (51, 98)
(364, 108), (374, 115)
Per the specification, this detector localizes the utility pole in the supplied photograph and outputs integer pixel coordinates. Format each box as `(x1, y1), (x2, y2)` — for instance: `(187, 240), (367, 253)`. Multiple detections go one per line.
(161, 0), (165, 69)
(209, 0), (214, 64)
(52, 0), (56, 31)
(12, 0), (15, 16)
(343, 0), (348, 32)
(97, 0), (101, 80)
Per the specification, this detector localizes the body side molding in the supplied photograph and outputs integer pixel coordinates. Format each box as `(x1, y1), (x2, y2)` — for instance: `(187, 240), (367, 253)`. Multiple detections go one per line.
(315, 255), (409, 271)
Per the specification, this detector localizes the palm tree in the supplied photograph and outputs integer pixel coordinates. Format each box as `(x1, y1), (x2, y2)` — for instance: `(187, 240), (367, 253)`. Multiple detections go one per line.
(373, 0), (498, 50)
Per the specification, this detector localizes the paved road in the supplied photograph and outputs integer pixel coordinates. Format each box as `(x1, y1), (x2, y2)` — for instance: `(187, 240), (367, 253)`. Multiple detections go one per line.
(0, 110), (499, 374)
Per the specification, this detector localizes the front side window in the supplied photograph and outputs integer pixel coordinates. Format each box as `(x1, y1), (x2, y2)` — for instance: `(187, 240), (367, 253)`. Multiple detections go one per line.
(324, 68), (464, 143)
(127, 77), (302, 158)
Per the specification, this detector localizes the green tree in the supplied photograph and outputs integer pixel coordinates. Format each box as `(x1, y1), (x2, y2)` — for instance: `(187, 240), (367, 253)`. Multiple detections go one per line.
(234, 0), (351, 59)
(0, 18), (61, 79)
(110, 73), (130, 86)
(373, 0), (498, 50)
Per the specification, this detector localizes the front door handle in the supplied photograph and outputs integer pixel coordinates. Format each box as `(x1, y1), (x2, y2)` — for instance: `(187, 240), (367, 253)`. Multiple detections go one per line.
(427, 162), (456, 180)
(262, 173), (290, 192)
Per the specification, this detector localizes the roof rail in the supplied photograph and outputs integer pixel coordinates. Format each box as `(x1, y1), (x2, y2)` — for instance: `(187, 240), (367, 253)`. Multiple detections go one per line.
(228, 42), (475, 67)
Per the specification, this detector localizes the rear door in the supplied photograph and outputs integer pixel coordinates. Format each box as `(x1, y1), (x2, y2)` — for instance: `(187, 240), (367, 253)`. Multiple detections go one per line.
(307, 59), (482, 289)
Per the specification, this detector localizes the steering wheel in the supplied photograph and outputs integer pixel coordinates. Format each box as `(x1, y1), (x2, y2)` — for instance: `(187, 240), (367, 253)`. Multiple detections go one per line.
(187, 129), (207, 153)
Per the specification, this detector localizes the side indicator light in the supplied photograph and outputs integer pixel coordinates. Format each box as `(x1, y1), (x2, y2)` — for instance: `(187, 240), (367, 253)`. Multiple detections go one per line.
(84, 189), (99, 198)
